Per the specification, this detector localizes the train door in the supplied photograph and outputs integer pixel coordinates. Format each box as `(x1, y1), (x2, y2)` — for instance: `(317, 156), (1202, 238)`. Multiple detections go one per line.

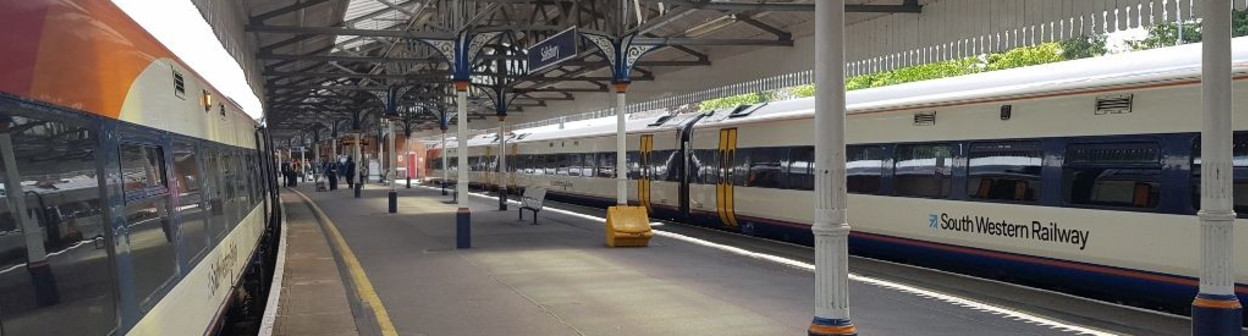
(716, 128), (739, 228)
(638, 135), (654, 211)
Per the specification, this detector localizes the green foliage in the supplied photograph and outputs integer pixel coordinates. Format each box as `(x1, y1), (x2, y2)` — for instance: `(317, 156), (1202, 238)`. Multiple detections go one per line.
(985, 43), (1065, 71)
(699, 91), (770, 110)
(1058, 34), (1108, 60)
(791, 84), (816, 98)
(1131, 12), (1248, 51)
(1131, 21), (1202, 50)
(697, 36), (1107, 109)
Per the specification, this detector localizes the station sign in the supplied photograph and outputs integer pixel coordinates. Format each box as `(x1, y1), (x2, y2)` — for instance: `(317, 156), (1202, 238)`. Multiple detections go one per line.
(526, 27), (578, 74)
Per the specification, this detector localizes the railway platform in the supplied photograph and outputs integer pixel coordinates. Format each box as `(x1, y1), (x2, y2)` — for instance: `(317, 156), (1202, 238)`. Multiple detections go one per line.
(266, 183), (1195, 336)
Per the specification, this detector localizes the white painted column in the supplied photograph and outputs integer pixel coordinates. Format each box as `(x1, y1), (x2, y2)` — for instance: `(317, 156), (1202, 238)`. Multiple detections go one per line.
(810, 0), (856, 335)
(332, 138), (338, 162)
(1193, 0), (1242, 334)
(457, 88), (469, 206)
(615, 83), (628, 205)
(498, 117), (508, 210)
(441, 130), (449, 189)
(388, 121), (397, 188)
(354, 133), (363, 181)
(299, 145), (306, 181)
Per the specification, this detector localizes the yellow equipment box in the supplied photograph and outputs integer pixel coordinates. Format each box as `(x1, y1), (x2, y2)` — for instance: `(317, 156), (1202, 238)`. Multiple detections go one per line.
(605, 206), (652, 247)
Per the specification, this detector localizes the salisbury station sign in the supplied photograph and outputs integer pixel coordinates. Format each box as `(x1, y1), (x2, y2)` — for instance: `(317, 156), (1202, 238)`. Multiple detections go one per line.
(527, 27), (578, 74)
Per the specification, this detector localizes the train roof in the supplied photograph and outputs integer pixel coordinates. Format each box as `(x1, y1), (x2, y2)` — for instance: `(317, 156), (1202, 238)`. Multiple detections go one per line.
(453, 37), (1248, 148)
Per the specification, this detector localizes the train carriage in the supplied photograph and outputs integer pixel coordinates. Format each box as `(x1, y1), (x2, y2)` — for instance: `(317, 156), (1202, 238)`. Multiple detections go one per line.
(429, 38), (1248, 320)
(0, 1), (282, 335)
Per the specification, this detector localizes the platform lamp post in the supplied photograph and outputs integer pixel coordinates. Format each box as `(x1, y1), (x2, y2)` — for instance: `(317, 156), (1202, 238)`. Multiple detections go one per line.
(810, 0), (857, 335)
(581, 29), (657, 207)
(1194, 0), (1242, 334)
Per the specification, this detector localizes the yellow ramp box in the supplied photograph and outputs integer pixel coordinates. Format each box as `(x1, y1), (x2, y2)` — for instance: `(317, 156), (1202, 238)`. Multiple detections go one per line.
(605, 206), (652, 247)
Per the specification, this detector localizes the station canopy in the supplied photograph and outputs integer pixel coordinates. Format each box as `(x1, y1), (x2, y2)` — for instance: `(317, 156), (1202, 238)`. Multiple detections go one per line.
(192, 0), (1220, 144)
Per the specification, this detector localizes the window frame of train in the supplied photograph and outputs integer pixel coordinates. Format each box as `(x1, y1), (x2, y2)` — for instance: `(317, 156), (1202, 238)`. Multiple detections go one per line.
(893, 143), (960, 199)
(0, 100), (122, 335)
(116, 126), (182, 314)
(1061, 141), (1162, 211)
(966, 141), (1044, 204)
(1189, 132), (1248, 215)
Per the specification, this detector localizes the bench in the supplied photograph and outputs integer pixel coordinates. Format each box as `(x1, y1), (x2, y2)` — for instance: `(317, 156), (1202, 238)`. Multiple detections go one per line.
(518, 187), (546, 224)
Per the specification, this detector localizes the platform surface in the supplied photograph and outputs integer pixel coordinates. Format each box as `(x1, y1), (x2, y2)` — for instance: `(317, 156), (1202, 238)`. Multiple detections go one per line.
(272, 182), (1197, 336)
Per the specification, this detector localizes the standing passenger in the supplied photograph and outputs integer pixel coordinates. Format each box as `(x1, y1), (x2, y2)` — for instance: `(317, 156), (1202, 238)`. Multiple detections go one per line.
(345, 157), (357, 190)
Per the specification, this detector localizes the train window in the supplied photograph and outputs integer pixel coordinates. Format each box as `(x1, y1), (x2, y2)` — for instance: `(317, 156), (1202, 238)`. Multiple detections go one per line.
(121, 145), (168, 198)
(204, 148), (227, 238)
(627, 152), (641, 179)
(745, 147), (786, 189)
(468, 156), (479, 172)
(567, 154), (582, 176)
(968, 142), (1042, 202)
(651, 150), (672, 181)
(119, 142), (179, 310)
(846, 145), (885, 194)
(583, 153), (596, 177)
(788, 146), (815, 191)
(1190, 133), (1248, 213)
(1062, 142), (1160, 209)
(173, 140), (210, 264)
(0, 112), (117, 335)
(731, 148), (749, 186)
(597, 152), (616, 178)
(894, 143), (955, 198)
(692, 149), (719, 184)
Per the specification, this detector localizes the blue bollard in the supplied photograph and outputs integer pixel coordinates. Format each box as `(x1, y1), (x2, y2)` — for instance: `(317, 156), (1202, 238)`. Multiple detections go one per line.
(388, 191), (397, 213)
(456, 208), (471, 249)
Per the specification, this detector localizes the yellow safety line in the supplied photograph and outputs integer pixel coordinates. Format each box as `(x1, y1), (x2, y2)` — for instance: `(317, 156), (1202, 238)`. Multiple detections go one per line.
(290, 189), (400, 336)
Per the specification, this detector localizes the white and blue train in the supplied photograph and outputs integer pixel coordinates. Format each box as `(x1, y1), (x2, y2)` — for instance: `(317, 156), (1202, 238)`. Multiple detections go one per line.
(430, 39), (1248, 319)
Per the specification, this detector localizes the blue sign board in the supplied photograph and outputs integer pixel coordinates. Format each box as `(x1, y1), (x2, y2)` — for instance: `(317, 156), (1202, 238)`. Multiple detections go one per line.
(527, 27), (578, 74)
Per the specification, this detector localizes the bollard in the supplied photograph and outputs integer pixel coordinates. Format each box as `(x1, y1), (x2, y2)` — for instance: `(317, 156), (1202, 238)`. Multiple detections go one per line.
(406, 176), (411, 189)
(498, 187), (507, 211)
(354, 181), (361, 198)
(388, 191), (397, 213)
(441, 181), (447, 195)
(456, 208), (471, 249)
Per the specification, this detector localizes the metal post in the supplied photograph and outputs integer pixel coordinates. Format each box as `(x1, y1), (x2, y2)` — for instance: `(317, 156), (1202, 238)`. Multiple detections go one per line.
(388, 121), (398, 214)
(313, 142), (321, 176)
(354, 133), (363, 198)
(615, 83), (628, 205)
(441, 130), (449, 195)
(1194, 0), (1243, 334)
(455, 81), (471, 249)
(498, 117), (508, 211)
(810, 1), (856, 335)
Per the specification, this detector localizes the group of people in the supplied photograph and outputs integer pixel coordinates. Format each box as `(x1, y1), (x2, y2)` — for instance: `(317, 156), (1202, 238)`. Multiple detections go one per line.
(280, 156), (368, 191)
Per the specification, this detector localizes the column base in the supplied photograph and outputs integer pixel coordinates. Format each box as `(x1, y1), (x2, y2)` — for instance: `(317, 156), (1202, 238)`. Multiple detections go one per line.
(388, 191), (398, 213)
(1192, 294), (1243, 336)
(808, 317), (856, 336)
(27, 260), (60, 307)
(456, 208), (471, 249)
(354, 183), (362, 198)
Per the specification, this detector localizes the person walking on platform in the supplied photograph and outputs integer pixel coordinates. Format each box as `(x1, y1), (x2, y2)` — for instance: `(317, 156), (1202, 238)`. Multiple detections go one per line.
(324, 160), (339, 191)
(345, 157), (357, 190)
(280, 162), (291, 187)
